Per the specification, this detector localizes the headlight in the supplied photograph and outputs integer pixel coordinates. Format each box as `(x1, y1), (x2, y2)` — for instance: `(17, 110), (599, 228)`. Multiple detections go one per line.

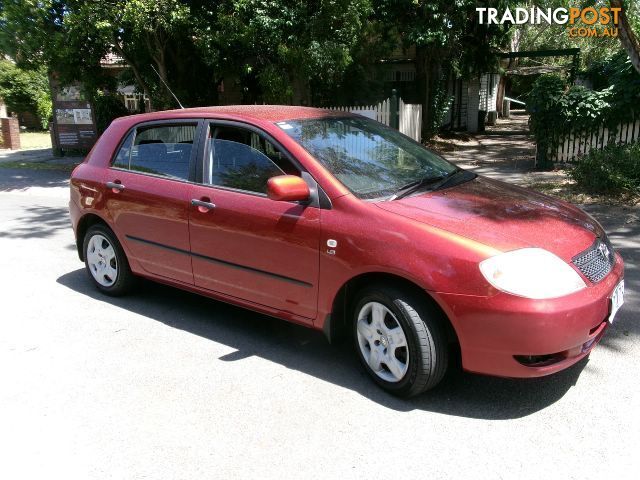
(479, 248), (586, 299)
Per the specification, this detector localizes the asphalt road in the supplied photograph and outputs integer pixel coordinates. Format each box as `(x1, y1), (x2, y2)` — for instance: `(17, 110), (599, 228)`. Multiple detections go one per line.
(1, 166), (638, 479)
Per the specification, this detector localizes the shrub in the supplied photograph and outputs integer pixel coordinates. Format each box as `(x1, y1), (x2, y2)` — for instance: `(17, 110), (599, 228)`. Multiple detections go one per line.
(569, 142), (640, 195)
(92, 92), (130, 134)
(528, 52), (640, 168)
(0, 61), (52, 130)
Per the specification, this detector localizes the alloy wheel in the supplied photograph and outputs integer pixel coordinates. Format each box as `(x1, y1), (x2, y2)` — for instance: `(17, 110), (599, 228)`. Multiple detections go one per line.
(86, 234), (118, 287)
(356, 301), (409, 382)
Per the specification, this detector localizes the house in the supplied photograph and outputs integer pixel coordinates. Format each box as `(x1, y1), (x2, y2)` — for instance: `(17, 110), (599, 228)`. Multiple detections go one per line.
(100, 52), (150, 113)
(377, 44), (501, 133)
(441, 73), (501, 132)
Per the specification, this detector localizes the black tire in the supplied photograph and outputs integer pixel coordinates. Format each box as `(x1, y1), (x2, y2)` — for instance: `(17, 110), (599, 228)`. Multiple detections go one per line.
(352, 285), (449, 397)
(83, 224), (136, 296)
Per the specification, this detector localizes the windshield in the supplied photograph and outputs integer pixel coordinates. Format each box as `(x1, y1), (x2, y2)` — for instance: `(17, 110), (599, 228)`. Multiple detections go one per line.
(277, 116), (457, 199)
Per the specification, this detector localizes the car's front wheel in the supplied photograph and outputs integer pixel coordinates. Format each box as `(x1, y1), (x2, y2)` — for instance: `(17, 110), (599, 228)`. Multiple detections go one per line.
(83, 224), (135, 296)
(353, 285), (449, 397)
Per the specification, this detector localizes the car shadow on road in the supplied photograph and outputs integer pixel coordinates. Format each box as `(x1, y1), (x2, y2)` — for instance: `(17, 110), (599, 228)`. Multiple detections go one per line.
(57, 268), (587, 420)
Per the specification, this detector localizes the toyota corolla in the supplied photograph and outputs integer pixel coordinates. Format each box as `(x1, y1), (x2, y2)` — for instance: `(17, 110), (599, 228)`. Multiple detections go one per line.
(69, 106), (624, 397)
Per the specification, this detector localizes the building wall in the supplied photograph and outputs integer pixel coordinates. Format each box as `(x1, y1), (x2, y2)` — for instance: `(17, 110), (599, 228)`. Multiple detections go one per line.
(478, 73), (500, 113)
(440, 73), (500, 133)
(441, 77), (470, 130)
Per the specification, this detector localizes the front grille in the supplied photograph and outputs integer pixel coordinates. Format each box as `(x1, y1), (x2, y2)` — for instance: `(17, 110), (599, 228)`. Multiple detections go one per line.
(572, 237), (616, 283)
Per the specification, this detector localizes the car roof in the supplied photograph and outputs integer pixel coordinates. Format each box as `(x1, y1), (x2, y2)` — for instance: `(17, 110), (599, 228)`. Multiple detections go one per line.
(115, 105), (356, 124)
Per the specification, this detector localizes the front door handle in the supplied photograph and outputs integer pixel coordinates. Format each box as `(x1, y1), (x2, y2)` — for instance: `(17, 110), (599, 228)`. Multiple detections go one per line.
(191, 199), (216, 211)
(106, 181), (125, 192)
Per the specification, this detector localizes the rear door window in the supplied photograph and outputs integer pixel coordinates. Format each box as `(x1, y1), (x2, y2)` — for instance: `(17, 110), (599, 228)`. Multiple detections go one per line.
(112, 131), (134, 169)
(112, 123), (197, 181)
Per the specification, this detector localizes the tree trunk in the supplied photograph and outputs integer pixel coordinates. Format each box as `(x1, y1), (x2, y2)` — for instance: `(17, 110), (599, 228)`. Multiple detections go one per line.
(611, 0), (640, 74)
(146, 32), (173, 108)
(416, 45), (451, 140)
(496, 75), (506, 117)
(291, 75), (310, 105)
(415, 45), (430, 140)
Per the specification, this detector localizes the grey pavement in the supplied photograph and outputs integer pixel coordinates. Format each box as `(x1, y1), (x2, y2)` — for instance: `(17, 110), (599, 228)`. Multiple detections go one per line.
(0, 148), (639, 478)
(0, 147), (83, 168)
(442, 110), (569, 186)
(0, 147), (58, 162)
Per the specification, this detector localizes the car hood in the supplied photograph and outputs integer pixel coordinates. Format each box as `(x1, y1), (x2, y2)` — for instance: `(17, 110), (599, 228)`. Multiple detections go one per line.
(375, 175), (602, 260)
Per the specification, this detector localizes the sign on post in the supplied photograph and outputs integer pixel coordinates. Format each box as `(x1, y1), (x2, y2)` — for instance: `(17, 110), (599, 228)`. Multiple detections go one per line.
(50, 79), (98, 152)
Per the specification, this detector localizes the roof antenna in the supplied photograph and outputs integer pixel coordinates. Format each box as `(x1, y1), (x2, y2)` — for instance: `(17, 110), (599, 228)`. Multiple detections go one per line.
(150, 64), (184, 109)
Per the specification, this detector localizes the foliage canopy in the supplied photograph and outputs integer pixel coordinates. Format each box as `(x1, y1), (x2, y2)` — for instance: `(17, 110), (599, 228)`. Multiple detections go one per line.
(0, 60), (51, 129)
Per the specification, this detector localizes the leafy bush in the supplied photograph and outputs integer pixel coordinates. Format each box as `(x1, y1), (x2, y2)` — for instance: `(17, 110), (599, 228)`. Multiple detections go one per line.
(569, 143), (640, 195)
(527, 76), (566, 136)
(92, 92), (130, 134)
(528, 77), (618, 162)
(35, 92), (53, 130)
(0, 60), (52, 129)
(585, 50), (640, 96)
(528, 53), (640, 168)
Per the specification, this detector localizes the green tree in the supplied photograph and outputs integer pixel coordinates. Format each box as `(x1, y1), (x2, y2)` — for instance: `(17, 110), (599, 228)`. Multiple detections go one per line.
(373, 0), (515, 138)
(513, 1), (614, 68)
(0, 60), (52, 129)
(192, 0), (372, 104)
(611, 0), (640, 74)
(0, 1), (218, 109)
(0, 0), (520, 138)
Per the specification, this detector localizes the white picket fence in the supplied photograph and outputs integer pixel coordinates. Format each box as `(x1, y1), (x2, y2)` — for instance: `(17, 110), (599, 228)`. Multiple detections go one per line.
(547, 116), (640, 162)
(328, 99), (391, 126)
(399, 99), (422, 143)
(327, 97), (422, 142)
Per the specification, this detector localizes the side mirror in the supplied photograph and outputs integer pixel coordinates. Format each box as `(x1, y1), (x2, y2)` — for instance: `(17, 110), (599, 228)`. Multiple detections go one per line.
(267, 175), (310, 202)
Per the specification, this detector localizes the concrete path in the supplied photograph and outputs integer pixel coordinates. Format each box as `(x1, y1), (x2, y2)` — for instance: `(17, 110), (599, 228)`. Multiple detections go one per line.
(441, 110), (568, 187)
(0, 147), (82, 167)
(0, 147), (58, 162)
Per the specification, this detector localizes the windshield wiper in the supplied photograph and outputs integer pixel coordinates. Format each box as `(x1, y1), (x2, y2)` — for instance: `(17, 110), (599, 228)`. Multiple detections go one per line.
(389, 169), (460, 200)
(428, 169), (475, 192)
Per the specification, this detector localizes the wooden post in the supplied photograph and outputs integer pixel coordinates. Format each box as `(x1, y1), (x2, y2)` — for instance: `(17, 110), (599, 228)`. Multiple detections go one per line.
(49, 121), (63, 156)
(503, 99), (510, 119)
(390, 89), (399, 130)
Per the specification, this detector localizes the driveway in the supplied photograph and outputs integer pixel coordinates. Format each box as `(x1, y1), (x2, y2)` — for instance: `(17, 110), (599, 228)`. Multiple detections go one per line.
(1, 164), (638, 479)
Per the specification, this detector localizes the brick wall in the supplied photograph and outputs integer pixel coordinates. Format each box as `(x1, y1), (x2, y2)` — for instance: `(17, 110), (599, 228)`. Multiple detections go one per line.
(1, 117), (21, 149)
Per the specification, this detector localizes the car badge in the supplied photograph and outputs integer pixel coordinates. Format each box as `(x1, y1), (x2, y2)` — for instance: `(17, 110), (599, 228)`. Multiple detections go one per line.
(598, 242), (610, 261)
(326, 239), (337, 255)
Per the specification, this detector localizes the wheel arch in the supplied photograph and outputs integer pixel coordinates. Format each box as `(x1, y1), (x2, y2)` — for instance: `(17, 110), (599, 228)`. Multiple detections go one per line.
(75, 213), (110, 261)
(324, 272), (460, 350)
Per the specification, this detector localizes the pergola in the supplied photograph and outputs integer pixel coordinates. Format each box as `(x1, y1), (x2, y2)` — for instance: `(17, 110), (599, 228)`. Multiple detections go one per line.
(498, 48), (581, 82)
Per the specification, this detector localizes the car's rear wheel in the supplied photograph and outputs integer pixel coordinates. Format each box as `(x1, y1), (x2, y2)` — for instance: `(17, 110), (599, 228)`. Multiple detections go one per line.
(353, 285), (448, 397)
(83, 224), (135, 296)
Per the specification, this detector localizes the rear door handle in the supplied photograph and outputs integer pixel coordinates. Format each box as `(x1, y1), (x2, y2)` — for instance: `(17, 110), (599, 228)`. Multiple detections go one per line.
(191, 199), (216, 211)
(106, 181), (125, 191)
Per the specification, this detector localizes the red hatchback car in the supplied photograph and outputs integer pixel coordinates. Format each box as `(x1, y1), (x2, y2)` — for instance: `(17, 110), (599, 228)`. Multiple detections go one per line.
(69, 106), (624, 397)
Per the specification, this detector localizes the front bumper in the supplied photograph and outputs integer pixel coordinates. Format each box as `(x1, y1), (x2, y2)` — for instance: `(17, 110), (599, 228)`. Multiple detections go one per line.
(435, 253), (624, 378)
